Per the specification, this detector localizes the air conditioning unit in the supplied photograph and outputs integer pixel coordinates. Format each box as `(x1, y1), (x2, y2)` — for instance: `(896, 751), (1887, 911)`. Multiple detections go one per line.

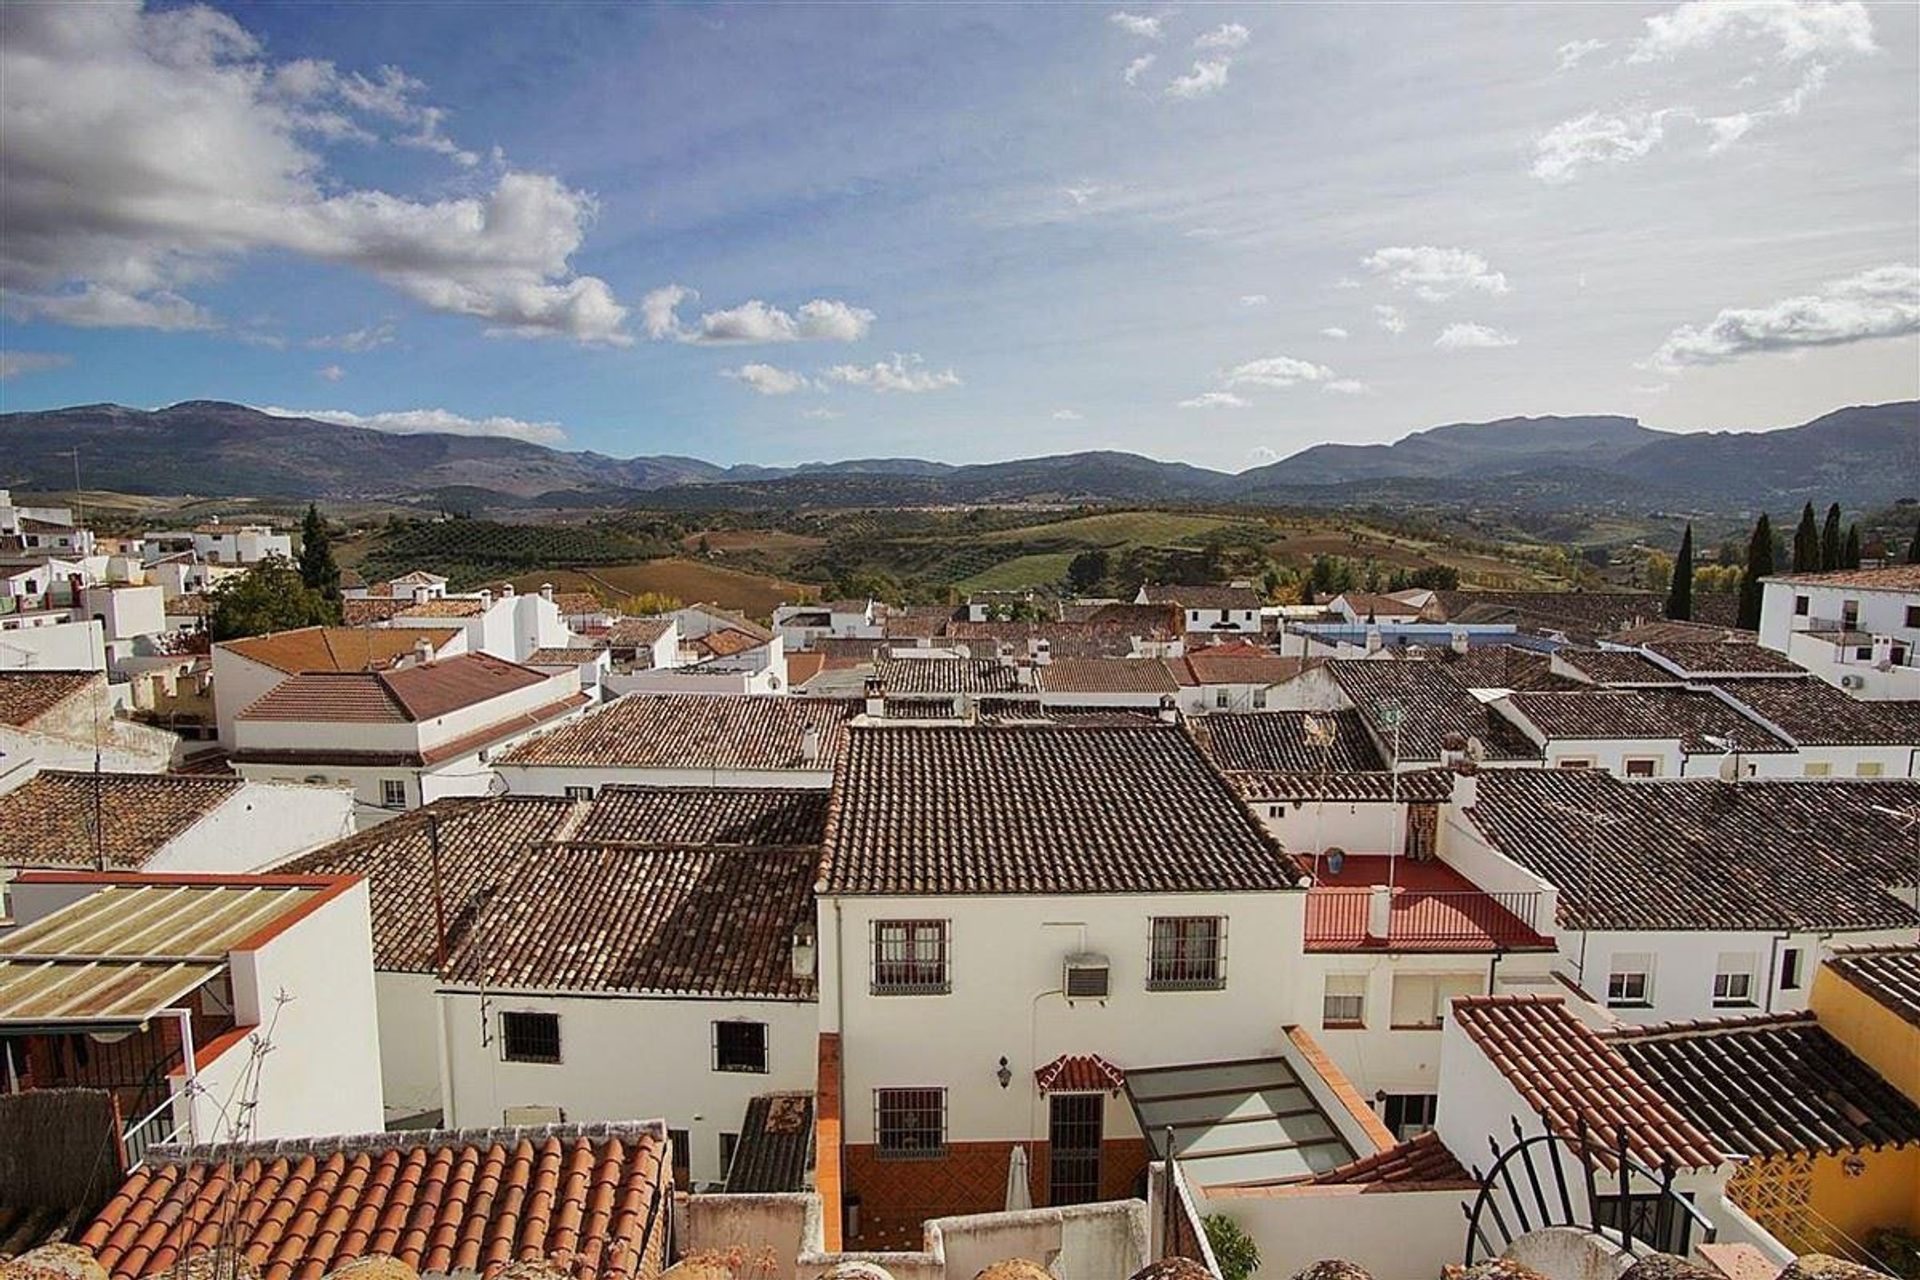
(1063, 952), (1111, 1002)
(1840, 674), (1866, 690)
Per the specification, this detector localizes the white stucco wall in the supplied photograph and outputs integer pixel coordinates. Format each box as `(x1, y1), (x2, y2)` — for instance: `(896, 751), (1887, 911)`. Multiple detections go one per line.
(153, 782), (356, 872)
(1198, 1184), (1471, 1280)
(375, 970), (446, 1122)
(0, 618), (106, 671)
(1760, 579), (1919, 653)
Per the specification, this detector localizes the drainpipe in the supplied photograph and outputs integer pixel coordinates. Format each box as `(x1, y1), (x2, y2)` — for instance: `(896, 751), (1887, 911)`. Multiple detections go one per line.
(1763, 932), (1790, 1014)
(174, 1009), (199, 1144)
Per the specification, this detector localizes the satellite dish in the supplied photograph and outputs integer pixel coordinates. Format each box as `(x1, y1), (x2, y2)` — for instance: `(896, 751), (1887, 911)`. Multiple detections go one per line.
(1718, 754), (1741, 782)
(1466, 736), (1486, 762)
(1324, 847), (1347, 876)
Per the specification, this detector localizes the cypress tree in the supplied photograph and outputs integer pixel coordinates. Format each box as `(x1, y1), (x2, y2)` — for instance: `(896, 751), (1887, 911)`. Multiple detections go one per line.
(297, 503), (341, 603)
(1843, 523), (1861, 570)
(1820, 503), (1842, 570)
(1909, 517), (1920, 565)
(1737, 513), (1773, 631)
(1792, 502), (1820, 573)
(1666, 523), (1694, 622)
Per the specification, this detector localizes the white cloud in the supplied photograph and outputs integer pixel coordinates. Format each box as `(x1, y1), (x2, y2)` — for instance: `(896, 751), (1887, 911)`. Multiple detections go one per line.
(1323, 379), (1371, 395)
(1052, 408), (1084, 421)
(1630, 1), (1875, 64)
(1194, 23), (1251, 51)
(642, 287), (874, 344)
(0, 351), (71, 380)
(1166, 60), (1231, 100)
(1374, 305), (1407, 335)
(1435, 322), (1519, 349)
(723, 363), (818, 396)
(1064, 184), (1100, 206)
(801, 407), (843, 421)
(1705, 113), (1756, 151)
(1223, 355), (1337, 389)
(1652, 263), (1920, 367)
(256, 405), (568, 445)
(1179, 391), (1249, 409)
(308, 322), (396, 352)
(0, 5), (629, 344)
(824, 354), (962, 393)
(1109, 11), (1164, 39)
(1531, 109), (1673, 183)
(1320, 326), (1349, 339)
(1240, 294), (1270, 308)
(1556, 38), (1607, 70)
(1124, 54), (1157, 86)
(316, 363), (346, 382)
(1364, 246), (1510, 299)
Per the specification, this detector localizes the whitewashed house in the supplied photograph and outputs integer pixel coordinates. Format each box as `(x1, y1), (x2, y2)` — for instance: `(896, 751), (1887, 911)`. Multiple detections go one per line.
(1135, 583), (1263, 634)
(210, 624), (468, 744)
(143, 521), (291, 566)
(1758, 565), (1920, 699)
(229, 651), (587, 820)
(0, 670), (181, 783)
(1488, 686), (1798, 778)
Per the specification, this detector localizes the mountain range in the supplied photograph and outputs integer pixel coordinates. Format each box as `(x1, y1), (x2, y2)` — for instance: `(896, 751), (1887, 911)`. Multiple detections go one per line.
(1, 400), (1913, 513)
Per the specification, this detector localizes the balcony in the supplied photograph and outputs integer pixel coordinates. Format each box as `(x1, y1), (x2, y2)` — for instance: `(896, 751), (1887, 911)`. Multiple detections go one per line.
(1302, 855), (1551, 952)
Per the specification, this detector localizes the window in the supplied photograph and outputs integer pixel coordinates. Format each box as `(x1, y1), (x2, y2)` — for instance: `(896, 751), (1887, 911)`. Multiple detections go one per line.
(1857, 761), (1885, 778)
(1558, 757), (1595, 769)
(1907, 605), (1920, 629)
(1803, 762), (1832, 778)
(1607, 954), (1654, 1008)
(1624, 758), (1659, 778)
(500, 1010), (561, 1064)
(1391, 973), (1481, 1028)
(872, 920), (950, 994)
(719, 1132), (740, 1177)
(1842, 600), (1860, 629)
(1148, 916), (1226, 990)
(1779, 948), (1804, 992)
(1382, 1093), (1438, 1140)
(380, 779), (408, 809)
(564, 785), (595, 800)
(1794, 595), (1810, 617)
(1322, 974), (1366, 1028)
(713, 1020), (769, 1073)
(875, 1088), (946, 1159)
(1214, 688), (1229, 709)
(668, 1129), (691, 1187)
(1713, 954), (1756, 1008)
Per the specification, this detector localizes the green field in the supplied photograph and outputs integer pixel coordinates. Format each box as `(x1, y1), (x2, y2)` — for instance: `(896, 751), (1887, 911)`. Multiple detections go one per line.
(955, 552), (1082, 592)
(969, 510), (1247, 547)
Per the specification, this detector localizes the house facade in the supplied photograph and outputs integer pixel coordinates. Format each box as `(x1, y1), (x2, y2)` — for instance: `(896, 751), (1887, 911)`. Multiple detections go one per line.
(1758, 565), (1920, 699)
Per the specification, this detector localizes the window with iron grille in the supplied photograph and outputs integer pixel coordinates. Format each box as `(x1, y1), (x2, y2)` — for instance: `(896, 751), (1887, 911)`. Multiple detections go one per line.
(712, 1020), (769, 1073)
(1147, 916), (1225, 990)
(500, 1010), (561, 1064)
(875, 1088), (946, 1159)
(871, 920), (950, 994)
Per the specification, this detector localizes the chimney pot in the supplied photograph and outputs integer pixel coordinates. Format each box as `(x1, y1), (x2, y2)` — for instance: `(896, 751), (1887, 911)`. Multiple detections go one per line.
(414, 638), (434, 664)
(541, 583), (554, 601)
(501, 583), (515, 597)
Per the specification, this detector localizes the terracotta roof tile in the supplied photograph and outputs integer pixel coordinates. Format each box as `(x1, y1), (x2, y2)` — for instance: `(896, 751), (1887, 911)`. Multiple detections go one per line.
(572, 786), (830, 846)
(689, 628), (766, 660)
(1764, 565), (1920, 592)
(1824, 943), (1920, 1027)
(1451, 994), (1724, 1171)
(1608, 1013), (1920, 1157)
(1180, 645), (1303, 687)
(219, 627), (462, 675)
(0, 671), (97, 727)
(1502, 688), (1792, 754)
(79, 1124), (669, 1280)
(821, 724), (1302, 895)
(342, 598), (485, 626)
(1329, 660), (1541, 763)
(1036, 659), (1178, 695)
(1188, 709), (1383, 772)
(0, 771), (244, 870)
(1033, 1054), (1126, 1094)
(239, 654), (553, 724)
(1434, 591), (1666, 640)
(1309, 1131), (1473, 1187)
(1555, 650), (1684, 687)
(1437, 646), (1576, 692)
(606, 618), (673, 649)
(1642, 641), (1803, 678)
(1713, 677), (1920, 747)
(875, 658), (1024, 695)
(501, 694), (850, 772)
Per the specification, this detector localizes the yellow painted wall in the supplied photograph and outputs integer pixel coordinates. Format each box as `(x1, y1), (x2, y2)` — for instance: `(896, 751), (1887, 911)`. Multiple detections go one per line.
(1809, 1146), (1920, 1245)
(1810, 967), (1920, 1104)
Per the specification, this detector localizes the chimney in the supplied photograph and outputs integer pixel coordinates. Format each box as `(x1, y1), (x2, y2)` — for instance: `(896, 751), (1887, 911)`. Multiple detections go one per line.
(414, 638), (435, 665)
(1158, 694), (1179, 725)
(864, 675), (887, 719)
(479, 588), (493, 609)
(1366, 883), (1393, 943)
(1014, 662), (1034, 688)
(791, 921), (818, 980)
(541, 583), (554, 602)
(501, 583), (515, 598)
(1451, 769), (1479, 809)
(1450, 628), (1469, 655)
(801, 725), (822, 764)
(413, 585), (431, 605)
(1365, 626), (1383, 655)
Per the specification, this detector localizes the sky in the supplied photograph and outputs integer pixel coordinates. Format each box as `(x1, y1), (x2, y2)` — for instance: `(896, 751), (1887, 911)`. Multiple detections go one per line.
(0, 0), (1916, 471)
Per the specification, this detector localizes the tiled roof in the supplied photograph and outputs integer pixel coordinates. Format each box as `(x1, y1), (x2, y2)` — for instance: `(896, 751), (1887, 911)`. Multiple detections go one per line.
(1451, 994), (1724, 1171)
(723, 1094), (814, 1194)
(1308, 1131), (1473, 1187)
(1180, 644), (1303, 687)
(1033, 1054), (1126, 1094)
(1433, 590), (1665, 639)
(1081, 602), (1183, 633)
(524, 647), (603, 666)
(1764, 565), (1920, 592)
(342, 597), (485, 625)
(80, 1123), (670, 1280)
(946, 621), (1141, 659)
(1604, 619), (1754, 648)
(1141, 583), (1262, 611)
(1824, 944), (1920, 1027)
(686, 606), (774, 643)
(501, 694), (851, 771)
(1333, 591), (1426, 619)
(1222, 768), (1456, 804)
(238, 654), (551, 723)
(572, 786), (831, 846)
(0, 670), (95, 727)
(1501, 687), (1791, 754)
(1435, 646), (1573, 692)
(821, 725), (1302, 895)
(552, 591), (604, 617)
(1643, 641), (1803, 678)
(218, 626), (462, 674)
(882, 606), (957, 640)
(1328, 660), (1541, 763)
(690, 627), (767, 659)
(278, 799), (817, 998)
(875, 657), (1024, 695)
(786, 651), (827, 688)
(1464, 770), (1920, 932)
(1037, 658), (1178, 695)
(1188, 709), (1384, 773)
(0, 771), (243, 870)
(606, 617), (674, 648)
(1555, 649), (1684, 686)
(1713, 677), (1920, 746)
(1608, 1013), (1920, 1157)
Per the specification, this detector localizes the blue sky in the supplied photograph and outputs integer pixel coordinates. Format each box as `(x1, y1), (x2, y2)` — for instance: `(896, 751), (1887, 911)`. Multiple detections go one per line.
(1, 1), (1915, 469)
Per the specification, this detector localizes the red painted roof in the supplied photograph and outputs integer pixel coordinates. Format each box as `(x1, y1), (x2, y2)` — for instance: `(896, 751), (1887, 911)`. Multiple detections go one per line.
(1034, 1053), (1126, 1094)
(1302, 855), (1553, 952)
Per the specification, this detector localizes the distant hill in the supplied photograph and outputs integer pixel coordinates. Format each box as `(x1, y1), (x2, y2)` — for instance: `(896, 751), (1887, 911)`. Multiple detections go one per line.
(0, 399), (1912, 512)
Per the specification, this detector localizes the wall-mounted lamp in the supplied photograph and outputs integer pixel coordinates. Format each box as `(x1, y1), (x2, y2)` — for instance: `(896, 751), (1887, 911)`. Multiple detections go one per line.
(1842, 1153), (1867, 1178)
(996, 1056), (1013, 1089)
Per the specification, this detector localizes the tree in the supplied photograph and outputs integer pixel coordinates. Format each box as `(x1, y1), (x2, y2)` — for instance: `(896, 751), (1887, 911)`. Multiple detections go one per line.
(1203, 1214), (1260, 1280)
(209, 555), (338, 641)
(621, 591), (682, 616)
(1909, 517), (1920, 564)
(297, 504), (341, 602)
(1843, 523), (1862, 569)
(1792, 502), (1820, 573)
(1066, 548), (1110, 594)
(1666, 523), (1694, 621)
(1737, 513), (1773, 631)
(1820, 503), (1843, 571)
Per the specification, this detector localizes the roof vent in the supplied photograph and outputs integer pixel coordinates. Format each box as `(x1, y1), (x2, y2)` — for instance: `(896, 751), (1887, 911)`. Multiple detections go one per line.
(1063, 952), (1111, 1002)
(801, 725), (822, 763)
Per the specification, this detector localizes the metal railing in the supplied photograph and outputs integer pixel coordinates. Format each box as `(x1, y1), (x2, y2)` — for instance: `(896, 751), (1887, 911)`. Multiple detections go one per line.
(121, 1091), (189, 1168)
(1306, 887), (1544, 949)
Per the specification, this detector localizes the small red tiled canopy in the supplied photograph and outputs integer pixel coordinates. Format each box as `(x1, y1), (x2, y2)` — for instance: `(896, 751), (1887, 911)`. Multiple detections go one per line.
(1034, 1053), (1126, 1094)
